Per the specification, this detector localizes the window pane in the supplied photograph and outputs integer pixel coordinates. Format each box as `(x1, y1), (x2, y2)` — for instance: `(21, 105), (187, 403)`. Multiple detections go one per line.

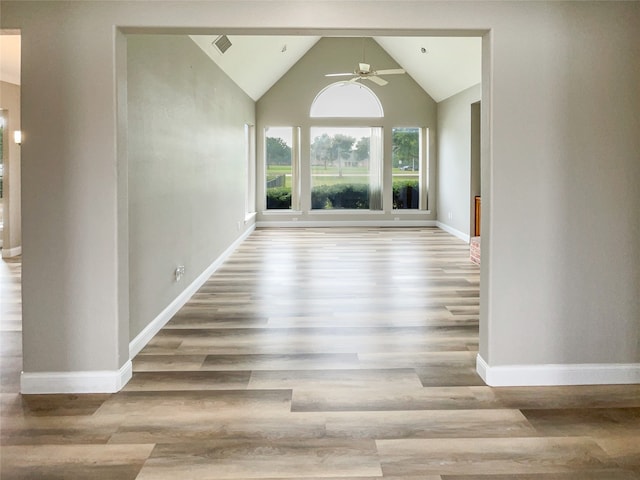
(310, 82), (383, 118)
(245, 124), (256, 215)
(392, 127), (420, 210)
(310, 127), (371, 210)
(265, 127), (292, 210)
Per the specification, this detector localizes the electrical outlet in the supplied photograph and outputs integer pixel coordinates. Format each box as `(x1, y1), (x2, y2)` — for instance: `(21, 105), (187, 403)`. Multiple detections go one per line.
(448, 211), (453, 220)
(237, 221), (242, 231)
(175, 265), (185, 282)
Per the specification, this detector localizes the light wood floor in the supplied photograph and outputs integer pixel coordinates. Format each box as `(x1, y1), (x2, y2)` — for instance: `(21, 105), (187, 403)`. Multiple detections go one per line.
(1, 227), (640, 479)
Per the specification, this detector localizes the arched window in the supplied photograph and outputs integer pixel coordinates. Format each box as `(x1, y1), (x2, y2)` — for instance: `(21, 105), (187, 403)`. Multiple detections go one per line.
(310, 81), (383, 118)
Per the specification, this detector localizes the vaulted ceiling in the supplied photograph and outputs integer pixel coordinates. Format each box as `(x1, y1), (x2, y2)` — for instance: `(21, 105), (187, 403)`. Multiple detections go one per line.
(0, 33), (481, 102)
(190, 35), (481, 102)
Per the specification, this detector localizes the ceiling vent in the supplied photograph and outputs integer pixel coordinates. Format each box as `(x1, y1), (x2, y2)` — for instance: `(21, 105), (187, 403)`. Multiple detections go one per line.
(212, 35), (232, 54)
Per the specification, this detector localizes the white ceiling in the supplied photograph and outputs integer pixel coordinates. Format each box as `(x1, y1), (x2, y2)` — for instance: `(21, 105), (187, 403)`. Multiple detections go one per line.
(191, 35), (481, 102)
(374, 36), (481, 102)
(190, 35), (321, 101)
(0, 35), (21, 85)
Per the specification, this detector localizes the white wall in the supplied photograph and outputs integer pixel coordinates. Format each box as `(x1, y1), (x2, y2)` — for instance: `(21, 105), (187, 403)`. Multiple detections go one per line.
(2, 0), (638, 391)
(127, 35), (256, 340)
(436, 83), (481, 240)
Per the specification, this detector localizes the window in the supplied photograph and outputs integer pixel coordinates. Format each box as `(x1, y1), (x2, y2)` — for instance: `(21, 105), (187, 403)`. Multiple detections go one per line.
(0, 118), (3, 203)
(310, 127), (382, 210)
(310, 82), (383, 118)
(244, 124), (256, 217)
(392, 127), (424, 210)
(265, 127), (294, 209)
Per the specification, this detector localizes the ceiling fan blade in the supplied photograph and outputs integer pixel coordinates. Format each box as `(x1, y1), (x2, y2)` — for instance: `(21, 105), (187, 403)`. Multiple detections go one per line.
(367, 75), (388, 86)
(375, 68), (406, 76)
(325, 73), (355, 77)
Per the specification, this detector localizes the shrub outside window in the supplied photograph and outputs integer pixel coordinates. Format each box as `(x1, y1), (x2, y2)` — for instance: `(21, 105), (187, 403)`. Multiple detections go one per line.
(265, 127), (293, 210)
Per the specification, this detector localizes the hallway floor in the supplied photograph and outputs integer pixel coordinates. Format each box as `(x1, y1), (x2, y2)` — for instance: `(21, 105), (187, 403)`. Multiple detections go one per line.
(1, 228), (640, 479)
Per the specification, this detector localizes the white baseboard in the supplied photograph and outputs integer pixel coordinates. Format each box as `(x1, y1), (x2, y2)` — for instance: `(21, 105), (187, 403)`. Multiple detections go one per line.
(257, 220), (437, 228)
(436, 221), (470, 243)
(21, 360), (132, 394)
(2, 245), (22, 258)
(476, 354), (640, 386)
(129, 225), (256, 358)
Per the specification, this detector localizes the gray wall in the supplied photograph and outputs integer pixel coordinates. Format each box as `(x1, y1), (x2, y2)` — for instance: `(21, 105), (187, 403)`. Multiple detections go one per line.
(470, 101), (481, 236)
(127, 35), (255, 339)
(486, 3), (639, 365)
(0, 80), (21, 256)
(257, 37), (437, 222)
(436, 83), (481, 238)
(2, 1), (638, 384)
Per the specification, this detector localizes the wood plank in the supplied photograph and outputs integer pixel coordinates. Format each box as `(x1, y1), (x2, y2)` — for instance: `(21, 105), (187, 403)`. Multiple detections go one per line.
(3, 228), (640, 479)
(376, 437), (616, 476)
(136, 439), (383, 479)
(0, 444), (154, 480)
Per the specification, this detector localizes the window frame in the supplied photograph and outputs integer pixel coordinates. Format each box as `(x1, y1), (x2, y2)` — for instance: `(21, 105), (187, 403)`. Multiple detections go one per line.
(308, 125), (383, 211)
(244, 123), (256, 218)
(263, 126), (301, 211)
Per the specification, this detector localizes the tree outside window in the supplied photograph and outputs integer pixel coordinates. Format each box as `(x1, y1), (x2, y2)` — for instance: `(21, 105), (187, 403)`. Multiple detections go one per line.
(310, 127), (373, 210)
(265, 127), (293, 209)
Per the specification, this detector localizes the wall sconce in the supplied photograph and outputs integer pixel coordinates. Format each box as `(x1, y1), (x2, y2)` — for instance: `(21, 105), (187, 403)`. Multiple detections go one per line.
(13, 130), (22, 145)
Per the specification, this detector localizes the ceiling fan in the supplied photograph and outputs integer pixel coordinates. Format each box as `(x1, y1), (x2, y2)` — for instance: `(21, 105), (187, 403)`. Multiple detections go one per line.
(325, 63), (405, 86)
(325, 39), (405, 86)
